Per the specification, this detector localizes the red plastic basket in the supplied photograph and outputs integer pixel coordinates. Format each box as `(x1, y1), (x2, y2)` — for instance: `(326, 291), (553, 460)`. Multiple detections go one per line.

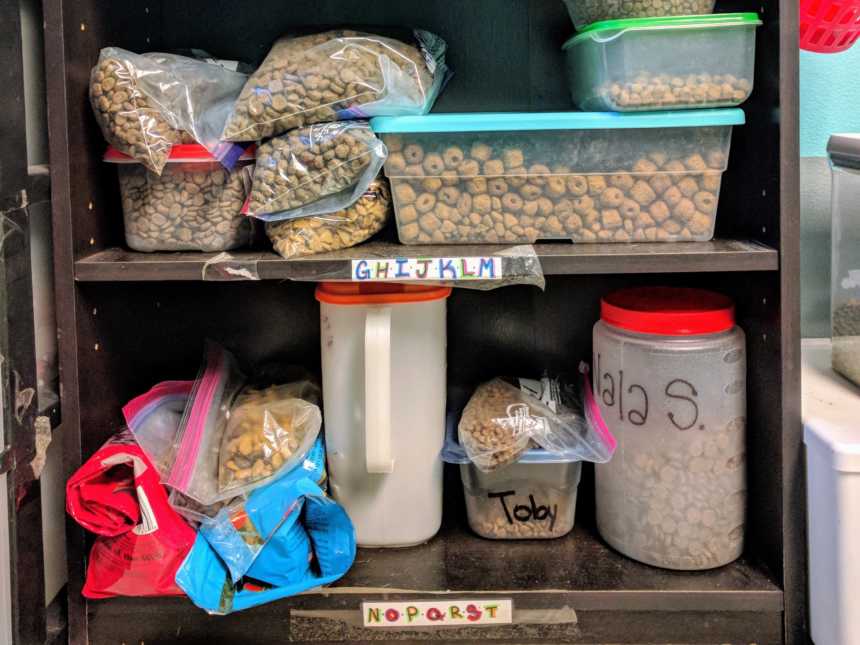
(800, 0), (860, 53)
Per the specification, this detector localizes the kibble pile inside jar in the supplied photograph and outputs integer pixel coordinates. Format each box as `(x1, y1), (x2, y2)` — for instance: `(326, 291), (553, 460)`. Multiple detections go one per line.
(569, 0), (716, 25)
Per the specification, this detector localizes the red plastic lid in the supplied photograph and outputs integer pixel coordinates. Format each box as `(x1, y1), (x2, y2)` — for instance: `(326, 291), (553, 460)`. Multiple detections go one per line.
(601, 287), (735, 336)
(103, 143), (256, 163)
(316, 282), (451, 305)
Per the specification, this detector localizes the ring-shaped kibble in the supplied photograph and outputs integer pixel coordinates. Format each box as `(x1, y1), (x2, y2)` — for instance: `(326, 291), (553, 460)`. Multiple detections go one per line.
(488, 178), (509, 197)
(422, 154), (445, 175)
(403, 144), (424, 164)
(439, 186), (460, 206)
(693, 191), (716, 213)
(415, 193), (436, 213)
(502, 193), (524, 212)
(443, 147), (464, 169)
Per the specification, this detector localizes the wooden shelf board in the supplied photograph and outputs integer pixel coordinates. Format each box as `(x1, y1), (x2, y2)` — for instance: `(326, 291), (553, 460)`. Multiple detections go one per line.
(75, 239), (778, 282)
(85, 524), (782, 642)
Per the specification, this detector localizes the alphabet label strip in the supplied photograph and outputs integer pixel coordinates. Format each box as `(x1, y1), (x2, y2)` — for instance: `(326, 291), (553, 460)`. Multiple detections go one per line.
(362, 599), (513, 628)
(351, 257), (503, 282)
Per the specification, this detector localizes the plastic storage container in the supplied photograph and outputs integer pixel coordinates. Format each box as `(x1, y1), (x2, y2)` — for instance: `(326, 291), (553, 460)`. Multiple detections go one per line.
(593, 287), (746, 570)
(802, 338), (860, 645)
(563, 0), (716, 31)
(563, 14), (760, 112)
(442, 413), (582, 540)
(372, 110), (744, 245)
(317, 282), (450, 547)
(105, 144), (255, 252)
(828, 134), (860, 386)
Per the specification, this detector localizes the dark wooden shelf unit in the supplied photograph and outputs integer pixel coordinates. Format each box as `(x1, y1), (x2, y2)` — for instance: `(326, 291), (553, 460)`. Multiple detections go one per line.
(44, 0), (802, 643)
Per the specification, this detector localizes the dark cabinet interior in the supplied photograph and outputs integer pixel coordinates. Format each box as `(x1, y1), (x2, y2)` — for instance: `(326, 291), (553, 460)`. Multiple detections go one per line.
(43, 0), (802, 643)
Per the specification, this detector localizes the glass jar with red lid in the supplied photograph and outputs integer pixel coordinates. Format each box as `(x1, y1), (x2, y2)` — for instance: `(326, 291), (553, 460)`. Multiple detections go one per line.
(593, 286), (746, 570)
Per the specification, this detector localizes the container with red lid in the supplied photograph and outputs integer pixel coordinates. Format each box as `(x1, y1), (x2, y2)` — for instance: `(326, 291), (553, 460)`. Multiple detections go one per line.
(592, 286), (746, 570)
(105, 144), (255, 253)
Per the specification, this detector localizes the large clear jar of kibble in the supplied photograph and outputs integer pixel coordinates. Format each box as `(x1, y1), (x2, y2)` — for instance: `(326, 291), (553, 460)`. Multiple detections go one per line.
(593, 287), (746, 570)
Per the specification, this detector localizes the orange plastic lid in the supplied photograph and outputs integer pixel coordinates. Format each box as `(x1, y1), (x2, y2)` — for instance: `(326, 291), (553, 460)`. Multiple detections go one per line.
(315, 282), (452, 305)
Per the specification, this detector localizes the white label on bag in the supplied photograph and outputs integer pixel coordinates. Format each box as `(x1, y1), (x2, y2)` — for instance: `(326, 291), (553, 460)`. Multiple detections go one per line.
(351, 257), (503, 282)
(362, 599), (513, 628)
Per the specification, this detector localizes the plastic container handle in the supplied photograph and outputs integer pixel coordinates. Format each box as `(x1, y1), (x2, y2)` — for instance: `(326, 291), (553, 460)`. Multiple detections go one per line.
(365, 307), (394, 474)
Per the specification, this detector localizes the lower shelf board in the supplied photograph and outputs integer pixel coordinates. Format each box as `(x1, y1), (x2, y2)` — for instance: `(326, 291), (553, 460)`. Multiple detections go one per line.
(73, 239), (778, 282)
(84, 525), (783, 644)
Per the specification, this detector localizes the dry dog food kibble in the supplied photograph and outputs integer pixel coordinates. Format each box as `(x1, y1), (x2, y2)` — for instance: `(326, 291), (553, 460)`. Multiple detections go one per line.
(465, 486), (575, 539)
(597, 418), (746, 569)
(222, 30), (440, 142)
(219, 383), (322, 492)
(90, 51), (192, 174)
(118, 161), (252, 252)
(602, 73), (753, 110)
(249, 123), (385, 216)
(568, 0), (715, 25)
(266, 178), (391, 258)
(832, 300), (860, 385)
(458, 380), (540, 472)
(384, 136), (725, 244)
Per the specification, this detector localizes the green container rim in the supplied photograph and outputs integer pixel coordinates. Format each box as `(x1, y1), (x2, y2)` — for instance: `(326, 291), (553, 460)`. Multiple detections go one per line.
(562, 12), (762, 50)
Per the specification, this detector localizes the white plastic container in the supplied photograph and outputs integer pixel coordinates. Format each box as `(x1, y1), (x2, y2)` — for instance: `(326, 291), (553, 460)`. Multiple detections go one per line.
(317, 282), (450, 547)
(105, 144), (255, 252)
(563, 0), (716, 31)
(593, 287), (746, 570)
(563, 14), (760, 112)
(442, 417), (582, 540)
(828, 134), (860, 387)
(803, 338), (860, 645)
(371, 110), (744, 245)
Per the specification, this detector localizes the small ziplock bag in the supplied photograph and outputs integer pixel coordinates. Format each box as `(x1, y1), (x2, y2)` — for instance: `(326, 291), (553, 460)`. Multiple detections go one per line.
(66, 430), (196, 598)
(123, 380), (193, 475)
(247, 121), (387, 221)
(175, 477), (356, 615)
(165, 342), (324, 506)
(200, 437), (327, 583)
(458, 368), (616, 473)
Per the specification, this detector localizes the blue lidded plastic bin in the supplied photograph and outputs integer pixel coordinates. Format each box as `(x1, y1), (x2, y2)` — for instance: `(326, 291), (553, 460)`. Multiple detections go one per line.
(370, 110), (745, 245)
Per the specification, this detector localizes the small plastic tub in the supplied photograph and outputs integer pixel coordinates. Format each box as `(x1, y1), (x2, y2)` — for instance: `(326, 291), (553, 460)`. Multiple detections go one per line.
(442, 413), (582, 540)
(371, 110), (744, 244)
(105, 144), (255, 253)
(563, 14), (761, 112)
(563, 0), (716, 31)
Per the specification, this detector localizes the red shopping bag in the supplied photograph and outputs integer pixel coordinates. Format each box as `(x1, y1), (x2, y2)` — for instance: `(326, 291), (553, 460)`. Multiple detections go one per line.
(66, 430), (195, 598)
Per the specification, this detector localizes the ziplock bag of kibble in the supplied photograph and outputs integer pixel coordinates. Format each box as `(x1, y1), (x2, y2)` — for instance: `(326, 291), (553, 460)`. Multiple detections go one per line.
(265, 176), (392, 258)
(246, 121), (387, 221)
(90, 48), (249, 174)
(164, 341), (323, 505)
(220, 29), (450, 142)
(123, 380), (193, 476)
(458, 369), (617, 473)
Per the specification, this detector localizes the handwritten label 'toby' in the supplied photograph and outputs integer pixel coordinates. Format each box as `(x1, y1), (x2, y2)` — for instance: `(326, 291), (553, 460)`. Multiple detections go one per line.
(351, 257), (503, 282)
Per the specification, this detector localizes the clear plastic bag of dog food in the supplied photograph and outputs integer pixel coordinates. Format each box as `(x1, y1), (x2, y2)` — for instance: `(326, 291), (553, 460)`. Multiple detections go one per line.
(90, 47), (249, 174)
(266, 177), (391, 258)
(218, 381), (322, 494)
(247, 121), (387, 221)
(221, 29), (449, 142)
(458, 370), (616, 473)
